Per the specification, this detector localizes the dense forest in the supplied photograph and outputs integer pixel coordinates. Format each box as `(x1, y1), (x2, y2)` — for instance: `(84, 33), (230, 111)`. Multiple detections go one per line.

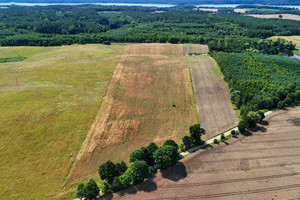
(0, 0), (299, 5)
(0, 5), (299, 54)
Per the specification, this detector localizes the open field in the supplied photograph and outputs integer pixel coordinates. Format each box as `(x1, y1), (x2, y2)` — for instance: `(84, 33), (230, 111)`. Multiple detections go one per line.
(234, 9), (248, 13)
(269, 35), (300, 48)
(68, 44), (197, 183)
(186, 54), (238, 139)
(246, 14), (300, 21)
(112, 103), (300, 200)
(0, 44), (124, 199)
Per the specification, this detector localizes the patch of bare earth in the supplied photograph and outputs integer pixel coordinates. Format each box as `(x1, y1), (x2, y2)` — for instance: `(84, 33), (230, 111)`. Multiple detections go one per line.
(186, 51), (238, 139)
(199, 8), (218, 12)
(67, 44), (196, 183)
(234, 9), (249, 13)
(246, 14), (300, 21)
(112, 103), (300, 200)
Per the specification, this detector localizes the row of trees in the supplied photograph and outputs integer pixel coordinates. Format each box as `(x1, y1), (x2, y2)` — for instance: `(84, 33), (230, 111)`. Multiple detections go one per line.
(76, 124), (206, 199)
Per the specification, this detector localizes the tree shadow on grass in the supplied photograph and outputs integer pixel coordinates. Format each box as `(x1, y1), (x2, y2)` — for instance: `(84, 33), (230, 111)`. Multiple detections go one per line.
(161, 161), (187, 182)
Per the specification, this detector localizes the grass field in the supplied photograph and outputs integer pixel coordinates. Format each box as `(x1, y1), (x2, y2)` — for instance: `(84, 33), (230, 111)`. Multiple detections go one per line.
(0, 44), (124, 199)
(269, 35), (300, 48)
(68, 44), (197, 184)
(114, 103), (300, 200)
(185, 53), (238, 139)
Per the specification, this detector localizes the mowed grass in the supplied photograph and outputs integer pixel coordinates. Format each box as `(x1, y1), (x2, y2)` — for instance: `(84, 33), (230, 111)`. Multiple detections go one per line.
(0, 44), (124, 199)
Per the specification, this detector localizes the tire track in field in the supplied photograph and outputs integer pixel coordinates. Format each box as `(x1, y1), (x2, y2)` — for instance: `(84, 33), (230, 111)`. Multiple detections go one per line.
(160, 172), (300, 188)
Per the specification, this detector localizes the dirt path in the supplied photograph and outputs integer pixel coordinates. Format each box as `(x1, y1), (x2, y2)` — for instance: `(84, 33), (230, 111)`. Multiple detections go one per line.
(187, 54), (238, 139)
(112, 103), (300, 200)
(67, 44), (196, 183)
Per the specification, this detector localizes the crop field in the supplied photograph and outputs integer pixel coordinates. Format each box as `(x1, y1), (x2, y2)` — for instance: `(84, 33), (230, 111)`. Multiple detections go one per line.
(0, 44), (124, 199)
(68, 44), (197, 183)
(186, 54), (238, 139)
(113, 103), (300, 200)
(246, 14), (300, 21)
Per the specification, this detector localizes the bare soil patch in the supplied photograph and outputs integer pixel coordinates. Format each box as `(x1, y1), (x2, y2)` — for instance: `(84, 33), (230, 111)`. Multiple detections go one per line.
(246, 14), (300, 21)
(113, 103), (300, 200)
(199, 8), (218, 12)
(68, 44), (196, 183)
(183, 44), (209, 54)
(234, 8), (248, 13)
(186, 53), (238, 139)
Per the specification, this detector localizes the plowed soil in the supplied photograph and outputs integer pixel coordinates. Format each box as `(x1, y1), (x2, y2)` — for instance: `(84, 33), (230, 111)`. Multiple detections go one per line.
(68, 44), (196, 182)
(112, 103), (300, 200)
(187, 55), (238, 139)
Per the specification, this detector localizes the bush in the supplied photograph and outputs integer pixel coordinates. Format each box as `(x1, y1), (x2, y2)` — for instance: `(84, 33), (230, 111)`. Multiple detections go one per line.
(115, 161), (128, 176)
(153, 145), (181, 169)
(230, 130), (236, 136)
(278, 100), (287, 109)
(221, 134), (225, 140)
(99, 181), (111, 197)
(182, 135), (195, 150)
(146, 142), (158, 165)
(258, 110), (265, 122)
(112, 177), (122, 192)
(103, 41), (111, 45)
(129, 161), (150, 184)
(214, 138), (219, 144)
(76, 178), (99, 200)
(129, 147), (151, 165)
(238, 120), (247, 133)
(98, 160), (118, 184)
(244, 111), (261, 127)
(284, 96), (293, 105)
(163, 139), (179, 150)
(148, 166), (157, 177)
(119, 170), (133, 189)
(189, 124), (205, 145)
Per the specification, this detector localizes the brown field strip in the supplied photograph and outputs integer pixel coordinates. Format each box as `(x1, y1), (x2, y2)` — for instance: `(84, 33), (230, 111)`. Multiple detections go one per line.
(68, 44), (196, 182)
(186, 54), (238, 139)
(246, 14), (300, 21)
(113, 103), (300, 200)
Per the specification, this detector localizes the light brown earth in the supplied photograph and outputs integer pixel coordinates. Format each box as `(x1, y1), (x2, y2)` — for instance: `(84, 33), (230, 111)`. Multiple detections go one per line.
(187, 55), (238, 139)
(234, 9), (248, 13)
(246, 14), (300, 21)
(68, 44), (196, 183)
(199, 8), (218, 12)
(112, 103), (300, 200)
(183, 44), (209, 54)
(269, 35), (300, 48)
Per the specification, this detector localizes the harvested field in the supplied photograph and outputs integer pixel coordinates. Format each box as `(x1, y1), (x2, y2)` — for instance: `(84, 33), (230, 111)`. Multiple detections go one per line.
(199, 8), (218, 12)
(186, 54), (238, 139)
(0, 44), (124, 199)
(183, 44), (209, 54)
(234, 8), (248, 13)
(246, 14), (300, 21)
(68, 44), (196, 183)
(112, 103), (300, 200)
(269, 35), (300, 48)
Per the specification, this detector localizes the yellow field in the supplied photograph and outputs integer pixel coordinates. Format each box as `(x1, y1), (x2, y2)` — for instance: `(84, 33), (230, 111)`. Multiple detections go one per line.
(0, 44), (124, 199)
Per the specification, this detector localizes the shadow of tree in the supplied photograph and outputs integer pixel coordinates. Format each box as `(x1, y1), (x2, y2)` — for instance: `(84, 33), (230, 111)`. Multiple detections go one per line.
(161, 161), (187, 182)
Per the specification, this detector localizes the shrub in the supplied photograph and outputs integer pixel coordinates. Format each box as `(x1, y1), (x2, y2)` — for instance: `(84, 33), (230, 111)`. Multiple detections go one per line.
(258, 110), (265, 122)
(146, 142), (158, 165)
(112, 177), (122, 192)
(244, 111), (261, 127)
(189, 124), (205, 145)
(99, 181), (111, 196)
(214, 138), (219, 144)
(221, 134), (225, 140)
(129, 147), (151, 165)
(130, 161), (150, 184)
(148, 166), (157, 177)
(179, 143), (185, 152)
(163, 139), (179, 150)
(119, 170), (133, 189)
(230, 130), (236, 136)
(278, 100), (287, 109)
(115, 161), (128, 176)
(284, 96), (293, 105)
(98, 160), (118, 184)
(182, 135), (195, 150)
(153, 145), (181, 169)
(76, 178), (99, 200)
(295, 90), (300, 100)
(238, 120), (247, 133)
(103, 41), (111, 45)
